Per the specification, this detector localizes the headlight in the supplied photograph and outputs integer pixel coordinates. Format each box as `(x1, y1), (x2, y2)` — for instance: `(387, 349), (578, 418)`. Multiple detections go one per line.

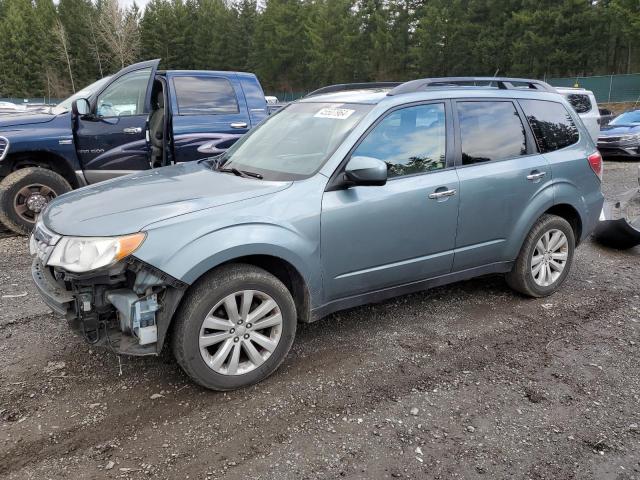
(622, 133), (640, 142)
(47, 233), (146, 273)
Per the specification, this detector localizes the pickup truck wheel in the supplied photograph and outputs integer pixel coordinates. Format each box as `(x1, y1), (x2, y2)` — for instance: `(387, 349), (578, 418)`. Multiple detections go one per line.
(172, 264), (297, 391)
(506, 214), (575, 298)
(0, 167), (71, 235)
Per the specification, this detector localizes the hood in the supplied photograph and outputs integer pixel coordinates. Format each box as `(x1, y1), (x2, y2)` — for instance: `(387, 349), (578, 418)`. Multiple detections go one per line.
(0, 111), (58, 129)
(43, 161), (292, 236)
(599, 124), (640, 137)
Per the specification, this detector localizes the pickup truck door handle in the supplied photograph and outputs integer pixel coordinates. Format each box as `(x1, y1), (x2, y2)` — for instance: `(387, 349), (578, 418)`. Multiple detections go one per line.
(428, 189), (457, 200)
(230, 122), (248, 129)
(123, 127), (142, 135)
(526, 171), (546, 181)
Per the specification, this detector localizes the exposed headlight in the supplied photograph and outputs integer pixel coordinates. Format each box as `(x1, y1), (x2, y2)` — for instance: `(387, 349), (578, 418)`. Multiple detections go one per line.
(622, 133), (640, 142)
(47, 233), (146, 273)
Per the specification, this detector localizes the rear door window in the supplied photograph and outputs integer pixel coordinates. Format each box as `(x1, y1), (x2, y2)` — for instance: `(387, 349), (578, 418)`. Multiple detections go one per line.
(456, 101), (527, 165)
(173, 76), (239, 115)
(565, 94), (592, 114)
(519, 100), (579, 153)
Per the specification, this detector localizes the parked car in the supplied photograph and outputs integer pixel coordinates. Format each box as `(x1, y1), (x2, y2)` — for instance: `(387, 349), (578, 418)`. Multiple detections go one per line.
(0, 101), (26, 114)
(597, 109), (640, 158)
(599, 107), (617, 127)
(555, 87), (600, 142)
(30, 77), (604, 390)
(0, 59), (269, 234)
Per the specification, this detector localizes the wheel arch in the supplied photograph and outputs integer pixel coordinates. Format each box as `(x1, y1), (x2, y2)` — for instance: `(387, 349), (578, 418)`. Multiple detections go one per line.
(544, 203), (583, 245)
(4, 151), (80, 188)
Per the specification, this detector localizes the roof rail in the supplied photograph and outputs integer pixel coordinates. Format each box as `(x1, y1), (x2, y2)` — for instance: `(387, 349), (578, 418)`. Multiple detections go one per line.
(387, 77), (557, 96)
(306, 82), (402, 97)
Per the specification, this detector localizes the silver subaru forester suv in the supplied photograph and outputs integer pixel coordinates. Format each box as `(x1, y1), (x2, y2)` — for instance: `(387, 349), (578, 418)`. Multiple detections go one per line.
(31, 78), (604, 390)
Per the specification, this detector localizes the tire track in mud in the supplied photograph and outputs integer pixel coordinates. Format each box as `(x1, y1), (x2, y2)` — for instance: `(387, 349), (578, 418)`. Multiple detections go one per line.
(0, 284), (627, 476)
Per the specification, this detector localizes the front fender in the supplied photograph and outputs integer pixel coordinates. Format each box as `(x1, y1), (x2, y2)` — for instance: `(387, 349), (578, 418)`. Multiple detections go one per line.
(134, 221), (323, 306)
(0, 114), (80, 174)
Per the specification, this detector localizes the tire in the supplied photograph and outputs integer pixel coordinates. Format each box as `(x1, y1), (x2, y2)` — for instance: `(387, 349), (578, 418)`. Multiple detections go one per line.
(506, 214), (576, 298)
(0, 167), (71, 235)
(172, 264), (297, 391)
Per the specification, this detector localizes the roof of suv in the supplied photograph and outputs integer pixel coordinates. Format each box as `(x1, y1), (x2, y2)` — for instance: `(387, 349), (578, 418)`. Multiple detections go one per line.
(300, 86), (566, 107)
(299, 77), (565, 106)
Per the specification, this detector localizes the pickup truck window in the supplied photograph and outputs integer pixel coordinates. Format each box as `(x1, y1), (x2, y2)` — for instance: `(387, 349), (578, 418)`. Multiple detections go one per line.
(174, 76), (239, 115)
(97, 68), (152, 117)
(219, 102), (372, 181)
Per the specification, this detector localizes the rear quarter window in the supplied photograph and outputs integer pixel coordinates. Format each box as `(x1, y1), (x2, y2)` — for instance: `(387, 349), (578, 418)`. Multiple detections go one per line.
(173, 76), (239, 115)
(519, 99), (580, 153)
(565, 93), (592, 114)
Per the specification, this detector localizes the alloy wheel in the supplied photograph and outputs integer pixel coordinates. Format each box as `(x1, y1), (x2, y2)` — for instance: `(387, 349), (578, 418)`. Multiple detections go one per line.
(13, 184), (57, 223)
(531, 229), (569, 287)
(199, 290), (283, 376)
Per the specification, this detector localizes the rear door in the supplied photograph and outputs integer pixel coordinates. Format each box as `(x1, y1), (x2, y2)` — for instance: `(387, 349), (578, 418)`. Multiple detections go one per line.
(74, 59), (159, 183)
(452, 99), (553, 271)
(168, 73), (251, 163)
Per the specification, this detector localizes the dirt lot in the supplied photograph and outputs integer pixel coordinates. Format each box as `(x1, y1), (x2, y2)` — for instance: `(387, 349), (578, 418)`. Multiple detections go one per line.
(1, 161), (639, 480)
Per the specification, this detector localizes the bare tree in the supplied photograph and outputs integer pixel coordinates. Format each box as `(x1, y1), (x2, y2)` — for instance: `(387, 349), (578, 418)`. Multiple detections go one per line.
(86, 14), (104, 78)
(53, 19), (76, 93)
(97, 0), (141, 70)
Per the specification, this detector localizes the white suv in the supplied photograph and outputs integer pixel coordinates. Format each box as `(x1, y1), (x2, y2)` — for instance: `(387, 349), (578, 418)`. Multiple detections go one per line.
(556, 87), (600, 142)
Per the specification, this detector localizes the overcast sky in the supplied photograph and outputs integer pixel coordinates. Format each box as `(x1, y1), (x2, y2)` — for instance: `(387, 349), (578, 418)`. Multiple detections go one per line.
(120, 0), (151, 9)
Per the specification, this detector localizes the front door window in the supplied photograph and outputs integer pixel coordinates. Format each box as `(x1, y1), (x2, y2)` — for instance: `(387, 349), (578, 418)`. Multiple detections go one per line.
(96, 68), (152, 117)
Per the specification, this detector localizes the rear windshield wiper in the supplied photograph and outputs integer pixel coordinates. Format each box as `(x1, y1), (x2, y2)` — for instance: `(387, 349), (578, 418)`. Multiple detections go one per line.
(219, 167), (263, 179)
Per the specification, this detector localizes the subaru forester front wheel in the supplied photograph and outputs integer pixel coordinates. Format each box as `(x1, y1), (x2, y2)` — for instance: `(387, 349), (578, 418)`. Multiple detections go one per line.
(506, 214), (576, 298)
(172, 264), (297, 390)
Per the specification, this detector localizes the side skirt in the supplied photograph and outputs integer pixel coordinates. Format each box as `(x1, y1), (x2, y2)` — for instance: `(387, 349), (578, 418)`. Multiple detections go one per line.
(310, 261), (513, 322)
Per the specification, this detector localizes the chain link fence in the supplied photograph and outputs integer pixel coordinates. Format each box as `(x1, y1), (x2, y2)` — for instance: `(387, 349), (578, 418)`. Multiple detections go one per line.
(547, 74), (640, 104)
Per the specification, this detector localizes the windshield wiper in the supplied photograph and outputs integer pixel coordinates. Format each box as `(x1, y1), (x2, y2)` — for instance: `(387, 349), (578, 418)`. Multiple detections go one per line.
(219, 167), (263, 179)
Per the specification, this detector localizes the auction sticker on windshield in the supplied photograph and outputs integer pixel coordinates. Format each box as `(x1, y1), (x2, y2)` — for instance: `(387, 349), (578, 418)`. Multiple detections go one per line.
(314, 107), (355, 120)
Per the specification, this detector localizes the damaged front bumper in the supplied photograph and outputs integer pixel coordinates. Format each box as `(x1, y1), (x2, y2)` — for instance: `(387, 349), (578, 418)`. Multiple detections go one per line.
(30, 254), (187, 356)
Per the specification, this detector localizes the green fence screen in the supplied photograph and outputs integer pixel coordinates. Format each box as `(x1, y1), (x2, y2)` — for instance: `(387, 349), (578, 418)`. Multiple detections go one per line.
(547, 74), (640, 104)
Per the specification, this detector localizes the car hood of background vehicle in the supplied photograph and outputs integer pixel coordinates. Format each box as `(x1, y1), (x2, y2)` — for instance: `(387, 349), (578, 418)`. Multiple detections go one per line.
(0, 111), (58, 129)
(599, 124), (640, 137)
(43, 162), (292, 237)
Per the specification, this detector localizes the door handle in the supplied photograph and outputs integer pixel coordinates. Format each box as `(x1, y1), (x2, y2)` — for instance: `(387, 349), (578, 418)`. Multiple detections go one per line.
(123, 127), (142, 134)
(230, 122), (248, 129)
(526, 171), (546, 181)
(428, 189), (457, 199)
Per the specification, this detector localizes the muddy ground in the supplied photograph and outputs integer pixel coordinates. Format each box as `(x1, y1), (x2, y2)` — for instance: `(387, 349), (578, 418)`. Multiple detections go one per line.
(1, 160), (639, 480)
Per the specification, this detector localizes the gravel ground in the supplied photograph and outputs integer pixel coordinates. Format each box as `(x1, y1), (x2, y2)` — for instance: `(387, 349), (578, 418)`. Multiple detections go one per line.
(1, 160), (639, 480)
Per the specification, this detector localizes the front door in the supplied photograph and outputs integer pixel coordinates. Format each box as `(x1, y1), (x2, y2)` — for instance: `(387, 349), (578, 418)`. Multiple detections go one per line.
(74, 59), (159, 184)
(321, 102), (460, 301)
(451, 99), (553, 271)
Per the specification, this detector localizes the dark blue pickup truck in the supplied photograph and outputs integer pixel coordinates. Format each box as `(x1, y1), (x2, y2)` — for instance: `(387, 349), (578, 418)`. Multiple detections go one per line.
(0, 59), (269, 234)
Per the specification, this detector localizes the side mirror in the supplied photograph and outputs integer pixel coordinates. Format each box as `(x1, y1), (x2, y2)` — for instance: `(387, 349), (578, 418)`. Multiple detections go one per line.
(71, 98), (91, 117)
(344, 156), (387, 187)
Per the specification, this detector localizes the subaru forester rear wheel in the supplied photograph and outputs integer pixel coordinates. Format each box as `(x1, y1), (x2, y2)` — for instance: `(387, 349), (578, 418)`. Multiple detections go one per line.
(506, 214), (575, 297)
(172, 264), (296, 390)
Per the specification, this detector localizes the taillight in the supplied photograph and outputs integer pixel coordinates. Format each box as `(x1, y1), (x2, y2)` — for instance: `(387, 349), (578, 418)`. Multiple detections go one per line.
(588, 151), (603, 180)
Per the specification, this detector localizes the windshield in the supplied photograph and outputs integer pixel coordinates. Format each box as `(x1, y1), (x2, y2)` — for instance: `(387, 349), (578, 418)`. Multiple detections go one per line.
(610, 110), (640, 126)
(219, 102), (373, 180)
(51, 76), (112, 115)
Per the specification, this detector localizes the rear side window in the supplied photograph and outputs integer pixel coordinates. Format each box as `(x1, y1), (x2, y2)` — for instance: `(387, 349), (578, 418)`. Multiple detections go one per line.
(457, 101), (527, 165)
(519, 100), (579, 153)
(173, 76), (239, 115)
(565, 93), (592, 114)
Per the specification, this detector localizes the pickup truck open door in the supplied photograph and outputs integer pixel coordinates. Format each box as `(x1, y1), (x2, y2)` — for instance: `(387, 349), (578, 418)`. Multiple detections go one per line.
(73, 59), (160, 183)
